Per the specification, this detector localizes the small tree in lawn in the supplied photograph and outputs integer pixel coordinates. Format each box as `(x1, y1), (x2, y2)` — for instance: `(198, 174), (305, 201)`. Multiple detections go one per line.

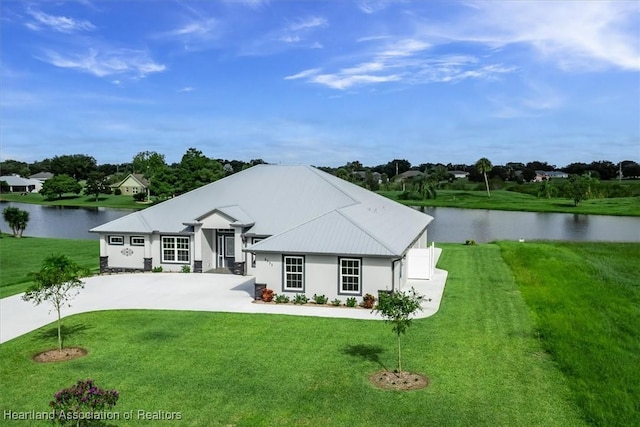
(373, 288), (424, 373)
(23, 255), (86, 351)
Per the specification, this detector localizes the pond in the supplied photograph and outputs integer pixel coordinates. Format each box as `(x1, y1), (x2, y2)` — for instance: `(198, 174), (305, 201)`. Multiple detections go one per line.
(1, 202), (638, 243)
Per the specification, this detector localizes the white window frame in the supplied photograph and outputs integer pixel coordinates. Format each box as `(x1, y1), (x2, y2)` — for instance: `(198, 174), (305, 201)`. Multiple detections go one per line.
(108, 235), (124, 245)
(130, 236), (145, 246)
(283, 255), (304, 292)
(251, 238), (264, 268)
(339, 258), (362, 295)
(161, 236), (190, 263)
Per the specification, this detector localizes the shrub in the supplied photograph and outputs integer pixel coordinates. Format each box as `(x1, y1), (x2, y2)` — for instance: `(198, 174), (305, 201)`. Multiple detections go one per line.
(465, 239), (477, 246)
(114, 188), (122, 195)
(152, 266), (163, 272)
(312, 294), (328, 305)
(261, 288), (275, 302)
(346, 297), (357, 307)
(133, 192), (147, 202)
(181, 265), (191, 273)
(362, 293), (376, 309)
(293, 294), (308, 305)
(274, 294), (290, 304)
(50, 379), (119, 425)
(331, 298), (342, 306)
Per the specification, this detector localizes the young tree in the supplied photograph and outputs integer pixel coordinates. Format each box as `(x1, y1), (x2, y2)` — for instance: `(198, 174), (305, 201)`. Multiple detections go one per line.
(23, 255), (86, 350)
(475, 157), (493, 197)
(373, 288), (424, 373)
(2, 206), (29, 237)
(83, 172), (111, 201)
(565, 174), (598, 206)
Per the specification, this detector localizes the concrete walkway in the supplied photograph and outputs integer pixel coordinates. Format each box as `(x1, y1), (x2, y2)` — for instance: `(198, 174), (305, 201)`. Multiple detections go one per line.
(0, 259), (448, 344)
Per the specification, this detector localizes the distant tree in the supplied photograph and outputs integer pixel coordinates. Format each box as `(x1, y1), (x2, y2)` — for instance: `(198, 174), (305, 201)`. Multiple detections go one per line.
(526, 161), (555, 171)
(2, 206), (29, 237)
(250, 159), (267, 166)
(177, 148), (224, 194)
(373, 288), (424, 373)
(588, 160), (617, 181)
(364, 170), (379, 191)
(0, 180), (9, 192)
(40, 174), (82, 199)
(336, 168), (351, 182)
(622, 161), (640, 178)
(537, 179), (558, 199)
(564, 162), (589, 176)
(475, 157), (493, 197)
(23, 255), (86, 350)
(132, 151), (166, 176)
(412, 174), (437, 199)
(83, 172), (111, 201)
(149, 166), (178, 199)
(522, 168), (536, 182)
(565, 174), (598, 206)
(50, 154), (97, 180)
(0, 160), (30, 177)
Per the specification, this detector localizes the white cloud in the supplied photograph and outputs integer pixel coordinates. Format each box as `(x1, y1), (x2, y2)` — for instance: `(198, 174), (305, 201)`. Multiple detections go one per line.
(179, 87), (194, 92)
(284, 68), (322, 80)
(26, 7), (95, 33)
(162, 18), (218, 39)
(425, 1), (640, 71)
(40, 48), (166, 78)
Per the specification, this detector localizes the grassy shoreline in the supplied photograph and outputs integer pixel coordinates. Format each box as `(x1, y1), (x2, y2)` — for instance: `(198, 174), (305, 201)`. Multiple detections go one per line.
(0, 192), (145, 210)
(379, 189), (640, 216)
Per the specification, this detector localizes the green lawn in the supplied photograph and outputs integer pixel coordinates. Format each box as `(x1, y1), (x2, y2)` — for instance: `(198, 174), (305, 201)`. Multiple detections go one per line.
(0, 244), (585, 426)
(499, 242), (640, 427)
(0, 236), (99, 298)
(379, 189), (640, 216)
(0, 192), (145, 210)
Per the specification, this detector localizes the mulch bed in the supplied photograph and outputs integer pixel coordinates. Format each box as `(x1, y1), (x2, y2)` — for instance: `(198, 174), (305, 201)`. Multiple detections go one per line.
(369, 370), (429, 391)
(33, 347), (88, 363)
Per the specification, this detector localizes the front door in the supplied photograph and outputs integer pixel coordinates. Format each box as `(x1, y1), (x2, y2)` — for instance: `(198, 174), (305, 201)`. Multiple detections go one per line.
(217, 232), (235, 268)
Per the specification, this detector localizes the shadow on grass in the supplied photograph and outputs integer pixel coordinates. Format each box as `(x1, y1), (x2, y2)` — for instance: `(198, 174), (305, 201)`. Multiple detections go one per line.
(342, 344), (387, 370)
(33, 323), (92, 346)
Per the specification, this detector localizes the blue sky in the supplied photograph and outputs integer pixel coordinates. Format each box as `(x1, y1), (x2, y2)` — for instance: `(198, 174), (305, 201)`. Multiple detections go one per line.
(1, 0), (639, 168)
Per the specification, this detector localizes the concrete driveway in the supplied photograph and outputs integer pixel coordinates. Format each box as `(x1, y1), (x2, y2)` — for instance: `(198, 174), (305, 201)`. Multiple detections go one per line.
(0, 267), (448, 344)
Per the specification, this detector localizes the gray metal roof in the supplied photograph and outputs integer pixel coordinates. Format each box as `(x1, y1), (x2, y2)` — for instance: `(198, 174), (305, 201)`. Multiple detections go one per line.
(91, 165), (432, 257)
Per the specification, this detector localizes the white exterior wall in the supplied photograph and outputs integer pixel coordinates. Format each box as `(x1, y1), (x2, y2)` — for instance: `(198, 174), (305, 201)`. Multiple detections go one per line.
(103, 233), (148, 270)
(201, 229), (215, 271)
(253, 254), (393, 302)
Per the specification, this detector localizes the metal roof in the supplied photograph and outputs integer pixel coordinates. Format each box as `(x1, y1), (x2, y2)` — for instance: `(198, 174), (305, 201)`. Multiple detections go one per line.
(91, 165), (433, 257)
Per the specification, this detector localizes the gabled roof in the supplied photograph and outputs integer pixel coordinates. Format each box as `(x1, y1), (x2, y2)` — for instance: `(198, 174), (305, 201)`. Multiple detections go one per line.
(29, 172), (54, 180)
(0, 175), (39, 186)
(91, 165), (432, 257)
(112, 173), (149, 188)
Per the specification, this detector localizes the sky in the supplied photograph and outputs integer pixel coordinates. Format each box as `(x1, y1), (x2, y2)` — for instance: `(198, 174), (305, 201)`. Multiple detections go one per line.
(1, 0), (639, 169)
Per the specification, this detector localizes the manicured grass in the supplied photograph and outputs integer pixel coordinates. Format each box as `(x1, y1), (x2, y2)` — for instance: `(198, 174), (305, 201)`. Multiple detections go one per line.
(0, 192), (145, 210)
(0, 235), (98, 298)
(379, 189), (640, 216)
(499, 241), (640, 427)
(0, 244), (585, 426)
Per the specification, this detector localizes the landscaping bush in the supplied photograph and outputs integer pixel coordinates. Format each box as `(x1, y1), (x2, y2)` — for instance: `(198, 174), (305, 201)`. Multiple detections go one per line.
(331, 298), (341, 306)
(293, 294), (308, 305)
(181, 265), (191, 273)
(346, 297), (357, 307)
(274, 294), (290, 304)
(362, 293), (376, 309)
(261, 288), (274, 302)
(50, 379), (119, 426)
(312, 294), (328, 305)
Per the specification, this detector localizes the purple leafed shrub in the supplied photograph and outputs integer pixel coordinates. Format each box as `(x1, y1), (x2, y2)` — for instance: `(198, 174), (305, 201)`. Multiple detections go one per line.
(50, 379), (119, 425)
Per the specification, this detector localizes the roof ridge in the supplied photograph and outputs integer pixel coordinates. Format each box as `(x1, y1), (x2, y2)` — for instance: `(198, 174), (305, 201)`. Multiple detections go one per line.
(306, 166), (359, 205)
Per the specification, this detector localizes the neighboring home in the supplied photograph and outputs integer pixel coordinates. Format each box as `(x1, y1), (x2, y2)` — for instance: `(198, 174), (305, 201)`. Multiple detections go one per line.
(352, 170), (382, 183)
(0, 175), (42, 193)
(449, 170), (469, 179)
(29, 172), (54, 182)
(533, 170), (569, 182)
(91, 165), (435, 302)
(112, 173), (149, 196)
(393, 170), (424, 181)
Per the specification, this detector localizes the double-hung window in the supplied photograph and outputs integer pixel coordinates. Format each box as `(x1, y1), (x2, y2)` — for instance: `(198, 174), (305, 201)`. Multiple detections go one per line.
(339, 258), (361, 294)
(162, 236), (190, 263)
(283, 255), (304, 291)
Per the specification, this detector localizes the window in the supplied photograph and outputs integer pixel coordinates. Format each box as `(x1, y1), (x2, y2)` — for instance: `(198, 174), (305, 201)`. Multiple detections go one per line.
(108, 235), (124, 245)
(283, 255), (304, 291)
(130, 236), (145, 246)
(251, 238), (264, 268)
(162, 236), (190, 263)
(339, 258), (361, 294)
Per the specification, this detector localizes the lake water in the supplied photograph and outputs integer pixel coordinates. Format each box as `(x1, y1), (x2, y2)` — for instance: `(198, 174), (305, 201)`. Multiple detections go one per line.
(1, 202), (639, 243)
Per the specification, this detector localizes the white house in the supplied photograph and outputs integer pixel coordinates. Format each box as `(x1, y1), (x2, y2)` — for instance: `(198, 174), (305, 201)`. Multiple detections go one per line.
(0, 175), (42, 193)
(90, 165), (435, 302)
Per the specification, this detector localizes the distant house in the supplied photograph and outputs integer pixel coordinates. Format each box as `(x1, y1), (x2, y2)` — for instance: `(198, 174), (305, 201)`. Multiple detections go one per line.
(91, 165), (436, 303)
(29, 172), (54, 182)
(533, 170), (569, 182)
(352, 170), (382, 183)
(0, 175), (41, 193)
(449, 170), (469, 179)
(393, 170), (424, 181)
(112, 174), (149, 196)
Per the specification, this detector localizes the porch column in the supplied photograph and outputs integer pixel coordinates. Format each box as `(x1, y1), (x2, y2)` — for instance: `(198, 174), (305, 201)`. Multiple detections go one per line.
(193, 224), (203, 273)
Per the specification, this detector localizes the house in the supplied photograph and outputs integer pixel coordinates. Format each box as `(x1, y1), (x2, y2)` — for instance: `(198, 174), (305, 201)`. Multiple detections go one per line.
(393, 170), (424, 181)
(0, 175), (41, 193)
(533, 170), (569, 182)
(29, 172), (54, 182)
(449, 170), (469, 179)
(112, 173), (149, 196)
(90, 165), (435, 302)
